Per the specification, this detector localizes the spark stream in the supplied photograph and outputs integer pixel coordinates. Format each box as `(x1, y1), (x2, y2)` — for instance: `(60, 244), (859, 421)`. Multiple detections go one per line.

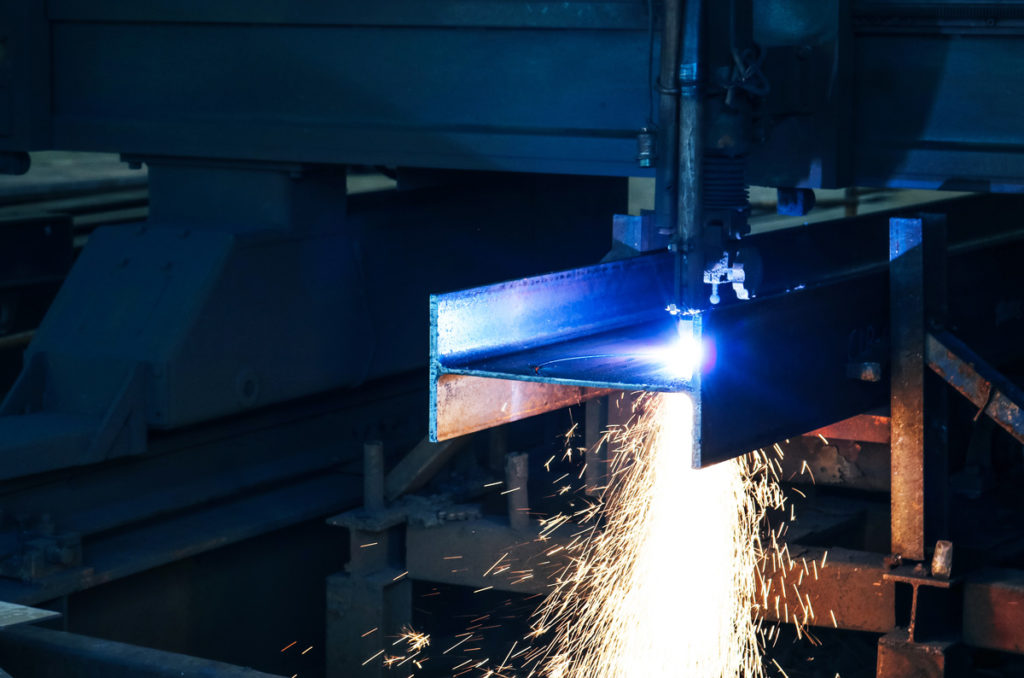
(529, 393), (771, 678)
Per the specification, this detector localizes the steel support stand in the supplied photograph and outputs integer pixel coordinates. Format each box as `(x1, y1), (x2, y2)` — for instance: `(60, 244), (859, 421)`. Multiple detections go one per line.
(326, 442), (412, 678)
(584, 397), (608, 497)
(882, 214), (961, 678)
(889, 214), (949, 562)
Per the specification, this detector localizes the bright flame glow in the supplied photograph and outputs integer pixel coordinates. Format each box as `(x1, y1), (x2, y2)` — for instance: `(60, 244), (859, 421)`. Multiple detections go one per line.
(531, 393), (763, 677)
(646, 320), (704, 382)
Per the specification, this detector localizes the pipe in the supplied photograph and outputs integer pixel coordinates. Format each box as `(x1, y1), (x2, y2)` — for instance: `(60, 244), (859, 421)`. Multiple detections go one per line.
(654, 0), (682, 240)
(676, 0), (705, 310)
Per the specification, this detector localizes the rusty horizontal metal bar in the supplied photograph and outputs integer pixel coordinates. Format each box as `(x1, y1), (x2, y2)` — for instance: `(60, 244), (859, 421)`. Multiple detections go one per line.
(782, 438), (890, 491)
(808, 414), (891, 444)
(761, 545), (895, 633)
(404, 516), (1024, 656)
(963, 567), (1024, 653)
(432, 373), (608, 441)
(407, 517), (897, 632)
(926, 330), (1024, 444)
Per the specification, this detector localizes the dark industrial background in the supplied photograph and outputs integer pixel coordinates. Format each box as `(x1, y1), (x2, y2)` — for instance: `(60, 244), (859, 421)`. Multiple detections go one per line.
(1, 2), (1024, 677)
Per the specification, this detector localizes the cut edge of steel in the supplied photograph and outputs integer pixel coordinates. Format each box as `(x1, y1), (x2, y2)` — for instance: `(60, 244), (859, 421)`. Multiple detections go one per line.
(808, 413), (891, 444)
(429, 252), (889, 469)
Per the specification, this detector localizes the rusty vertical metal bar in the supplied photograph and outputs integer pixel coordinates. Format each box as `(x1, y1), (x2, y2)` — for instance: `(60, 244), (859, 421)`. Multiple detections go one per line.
(505, 452), (530, 531)
(363, 441), (385, 514)
(889, 215), (948, 562)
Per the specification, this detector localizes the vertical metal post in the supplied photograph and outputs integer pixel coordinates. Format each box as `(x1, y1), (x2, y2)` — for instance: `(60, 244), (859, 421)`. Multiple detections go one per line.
(505, 452), (530, 531)
(363, 441), (385, 513)
(675, 0), (705, 310)
(889, 215), (948, 562)
(584, 397), (608, 496)
(488, 427), (508, 474)
(654, 0), (682, 239)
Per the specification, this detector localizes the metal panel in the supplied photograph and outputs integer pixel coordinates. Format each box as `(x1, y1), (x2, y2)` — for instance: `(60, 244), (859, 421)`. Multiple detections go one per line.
(48, 0), (650, 29)
(0, 1), (50, 149)
(854, 31), (1024, 191)
(42, 19), (650, 175)
(9, 1), (1024, 187)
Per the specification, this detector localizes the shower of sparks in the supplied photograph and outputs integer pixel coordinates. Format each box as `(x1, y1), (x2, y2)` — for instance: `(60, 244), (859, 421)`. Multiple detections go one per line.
(527, 392), (767, 677)
(381, 627), (432, 670)
(396, 627), (431, 653)
(354, 394), (840, 677)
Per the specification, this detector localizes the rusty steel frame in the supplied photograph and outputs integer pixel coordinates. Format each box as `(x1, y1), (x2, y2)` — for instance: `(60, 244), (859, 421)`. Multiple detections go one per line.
(889, 215), (949, 563)
(400, 515), (1024, 656)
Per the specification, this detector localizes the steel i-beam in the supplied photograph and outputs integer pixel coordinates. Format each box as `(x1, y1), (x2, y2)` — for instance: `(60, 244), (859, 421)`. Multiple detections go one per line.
(429, 251), (887, 467)
(430, 198), (1024, 468)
